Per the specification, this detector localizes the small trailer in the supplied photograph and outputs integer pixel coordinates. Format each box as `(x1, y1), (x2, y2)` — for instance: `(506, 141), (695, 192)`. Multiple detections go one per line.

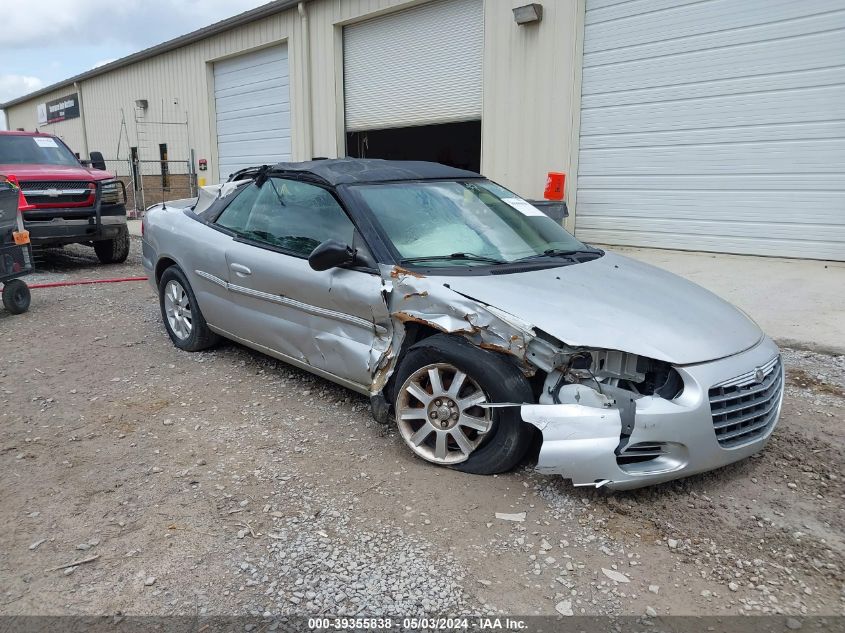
(0, 176), (34, 314)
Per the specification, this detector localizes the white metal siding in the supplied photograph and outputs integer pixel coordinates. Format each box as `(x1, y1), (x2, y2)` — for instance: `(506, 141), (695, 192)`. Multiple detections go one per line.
(214, 45), (291, 181)
(576, 0), (845, 261)
(343, 0), (483, 132)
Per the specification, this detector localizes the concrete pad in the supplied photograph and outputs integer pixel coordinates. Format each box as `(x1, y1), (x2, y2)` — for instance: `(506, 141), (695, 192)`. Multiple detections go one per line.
(605, 246), (845, 355)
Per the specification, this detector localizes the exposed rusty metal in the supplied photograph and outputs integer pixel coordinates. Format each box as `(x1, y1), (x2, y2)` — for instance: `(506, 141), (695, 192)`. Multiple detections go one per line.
(368, 264), (550, 395)
(390, 266), (425, 279)
(478, 341), (517, 354)
(369, 343), (395, 393)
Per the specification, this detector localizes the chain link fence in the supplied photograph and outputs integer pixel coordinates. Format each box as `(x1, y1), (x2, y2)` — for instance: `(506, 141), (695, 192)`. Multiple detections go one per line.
(102, 159), (196, 217)
(101, 159), (138, 216)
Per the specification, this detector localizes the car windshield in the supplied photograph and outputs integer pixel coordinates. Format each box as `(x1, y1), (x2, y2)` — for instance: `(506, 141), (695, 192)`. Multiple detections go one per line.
(0, 135), (80, 166)
(352, 180), (594, 266)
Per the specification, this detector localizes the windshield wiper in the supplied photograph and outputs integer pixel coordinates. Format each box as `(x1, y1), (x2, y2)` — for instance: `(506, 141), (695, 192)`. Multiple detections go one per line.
(400, 252), (508, 265)
(514, 248), (602, 262)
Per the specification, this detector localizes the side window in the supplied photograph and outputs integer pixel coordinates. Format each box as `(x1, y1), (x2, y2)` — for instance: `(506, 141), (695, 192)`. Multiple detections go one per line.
(215, 183), (260, 229)
(215, 178), (355, 257)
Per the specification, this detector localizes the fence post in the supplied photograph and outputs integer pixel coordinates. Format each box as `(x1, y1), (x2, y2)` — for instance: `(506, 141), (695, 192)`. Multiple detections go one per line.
(126, 158), (137, 216)
(134, 155), (145, 212)
(189, 149), (197, 198)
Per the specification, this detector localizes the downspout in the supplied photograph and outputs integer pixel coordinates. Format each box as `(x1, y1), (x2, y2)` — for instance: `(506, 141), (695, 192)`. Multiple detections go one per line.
(298, 1), (314, 159)
(73, 81), (90, 160)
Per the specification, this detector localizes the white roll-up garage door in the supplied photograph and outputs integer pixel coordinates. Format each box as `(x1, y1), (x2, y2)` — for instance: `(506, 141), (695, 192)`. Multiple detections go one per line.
(343, 0), (483, 132)
(214, 45), (291, 182)
(575, 0), (845, 261)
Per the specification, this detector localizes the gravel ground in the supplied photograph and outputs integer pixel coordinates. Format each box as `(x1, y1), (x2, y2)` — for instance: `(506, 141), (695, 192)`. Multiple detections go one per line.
(1, 240), (843, 618)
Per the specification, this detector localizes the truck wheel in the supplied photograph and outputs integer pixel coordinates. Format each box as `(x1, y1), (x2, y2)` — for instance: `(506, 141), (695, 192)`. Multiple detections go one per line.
(2, 279), (31, 315)
(158, 266), (219, 351)
(94, 225), (130, 264)
(391, 334), (534, 475)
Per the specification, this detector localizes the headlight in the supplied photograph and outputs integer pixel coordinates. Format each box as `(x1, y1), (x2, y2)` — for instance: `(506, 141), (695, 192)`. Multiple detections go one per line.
(99, 179), (125, 205)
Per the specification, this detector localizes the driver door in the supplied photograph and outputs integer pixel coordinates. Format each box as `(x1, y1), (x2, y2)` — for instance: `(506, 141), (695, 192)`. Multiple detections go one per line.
(213, 177), (390, 391)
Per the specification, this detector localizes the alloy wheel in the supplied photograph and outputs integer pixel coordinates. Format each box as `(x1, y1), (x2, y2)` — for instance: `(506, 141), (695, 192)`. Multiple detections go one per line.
(396, 363), (492, 465)
(163, 280), (193, 340)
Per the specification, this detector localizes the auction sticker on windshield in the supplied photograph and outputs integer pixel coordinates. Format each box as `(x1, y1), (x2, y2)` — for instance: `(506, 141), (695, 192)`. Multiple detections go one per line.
(501, 197), (544, 217)
(33, 137), (59, 148)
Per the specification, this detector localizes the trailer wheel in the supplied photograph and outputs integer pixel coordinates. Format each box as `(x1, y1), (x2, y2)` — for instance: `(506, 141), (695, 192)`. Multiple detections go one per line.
(2, 279), (31, 315)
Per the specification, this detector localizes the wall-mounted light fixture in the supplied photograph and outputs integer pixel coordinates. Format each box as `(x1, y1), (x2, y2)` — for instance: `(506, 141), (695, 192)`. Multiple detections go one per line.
(135, 99), (148, 110)
(513, 3), (543, 25)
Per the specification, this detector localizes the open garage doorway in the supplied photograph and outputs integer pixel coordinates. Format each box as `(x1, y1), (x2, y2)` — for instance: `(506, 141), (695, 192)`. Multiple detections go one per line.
(343, 0), (483, 172)
(346, 121), (481, 172)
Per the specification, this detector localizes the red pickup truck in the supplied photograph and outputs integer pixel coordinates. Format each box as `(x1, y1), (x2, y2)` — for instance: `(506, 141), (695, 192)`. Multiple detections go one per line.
(0, 131), (129, 263)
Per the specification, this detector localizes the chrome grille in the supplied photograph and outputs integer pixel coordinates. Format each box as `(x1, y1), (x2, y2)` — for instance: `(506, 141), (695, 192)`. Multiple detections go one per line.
(20, 181), (93, 205)
(20, 180), (91, 191)
(709, 356), (782, 448)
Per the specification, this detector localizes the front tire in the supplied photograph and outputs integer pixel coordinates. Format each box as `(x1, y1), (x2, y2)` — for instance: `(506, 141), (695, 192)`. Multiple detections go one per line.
(94, 225), (130, 264)
(2, 279), (31, 315)
(392, 334), (534, 475)
(158, 266), (219, 351)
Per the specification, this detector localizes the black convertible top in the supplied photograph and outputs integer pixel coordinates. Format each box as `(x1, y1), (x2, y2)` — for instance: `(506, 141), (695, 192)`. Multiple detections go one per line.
(265, 158), (481, 186)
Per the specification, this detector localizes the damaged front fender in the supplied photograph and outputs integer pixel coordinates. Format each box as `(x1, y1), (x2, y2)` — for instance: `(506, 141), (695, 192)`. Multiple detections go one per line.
(371, 265), (550, 394)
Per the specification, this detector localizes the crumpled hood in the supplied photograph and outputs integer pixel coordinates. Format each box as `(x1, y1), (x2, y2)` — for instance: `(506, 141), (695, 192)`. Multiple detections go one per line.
(437, 252), (762, 365)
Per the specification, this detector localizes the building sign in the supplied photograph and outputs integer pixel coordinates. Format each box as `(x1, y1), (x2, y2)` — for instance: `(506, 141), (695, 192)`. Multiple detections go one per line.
(37, 93), (80, 124)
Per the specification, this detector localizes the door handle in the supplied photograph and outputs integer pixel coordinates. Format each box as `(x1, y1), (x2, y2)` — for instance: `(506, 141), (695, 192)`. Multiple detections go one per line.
(230, 263), (252, 276)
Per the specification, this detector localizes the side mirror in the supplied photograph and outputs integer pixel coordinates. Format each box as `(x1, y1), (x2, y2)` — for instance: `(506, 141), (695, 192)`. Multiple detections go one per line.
(309, 239), (355, 271)
(89, 151), (107, 171)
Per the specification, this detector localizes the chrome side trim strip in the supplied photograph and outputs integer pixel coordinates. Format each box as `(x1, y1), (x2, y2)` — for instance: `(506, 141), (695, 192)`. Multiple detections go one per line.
(194, 269), (386, 335)
(194, 270), (227, 288)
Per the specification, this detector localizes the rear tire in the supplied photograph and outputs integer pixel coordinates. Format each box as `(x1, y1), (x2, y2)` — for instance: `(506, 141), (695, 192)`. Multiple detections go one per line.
(158, 266), (219, 351)
(2, 279), (31, 315)
(391, 334), (534, 475)
(94, 225), (130, 264)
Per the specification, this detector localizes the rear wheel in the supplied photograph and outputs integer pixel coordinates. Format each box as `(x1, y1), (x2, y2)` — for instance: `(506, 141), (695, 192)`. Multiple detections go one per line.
(158, 266), (219, 351)
(392, 334), (534, 475)
(2, 279), (31, 315)
(94, 225), (130, 264)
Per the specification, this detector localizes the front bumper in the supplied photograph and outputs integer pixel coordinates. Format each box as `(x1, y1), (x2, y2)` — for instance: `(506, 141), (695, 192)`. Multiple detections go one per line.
(522, 336), (783, 490)
(25, 211), (126, 246)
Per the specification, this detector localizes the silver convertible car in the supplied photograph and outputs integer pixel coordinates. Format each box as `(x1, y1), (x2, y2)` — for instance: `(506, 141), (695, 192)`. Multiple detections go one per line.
(142, 159), (783, 489)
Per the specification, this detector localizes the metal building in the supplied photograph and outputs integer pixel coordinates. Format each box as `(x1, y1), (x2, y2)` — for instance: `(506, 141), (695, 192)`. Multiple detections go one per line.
(2, 0), (843, 261)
